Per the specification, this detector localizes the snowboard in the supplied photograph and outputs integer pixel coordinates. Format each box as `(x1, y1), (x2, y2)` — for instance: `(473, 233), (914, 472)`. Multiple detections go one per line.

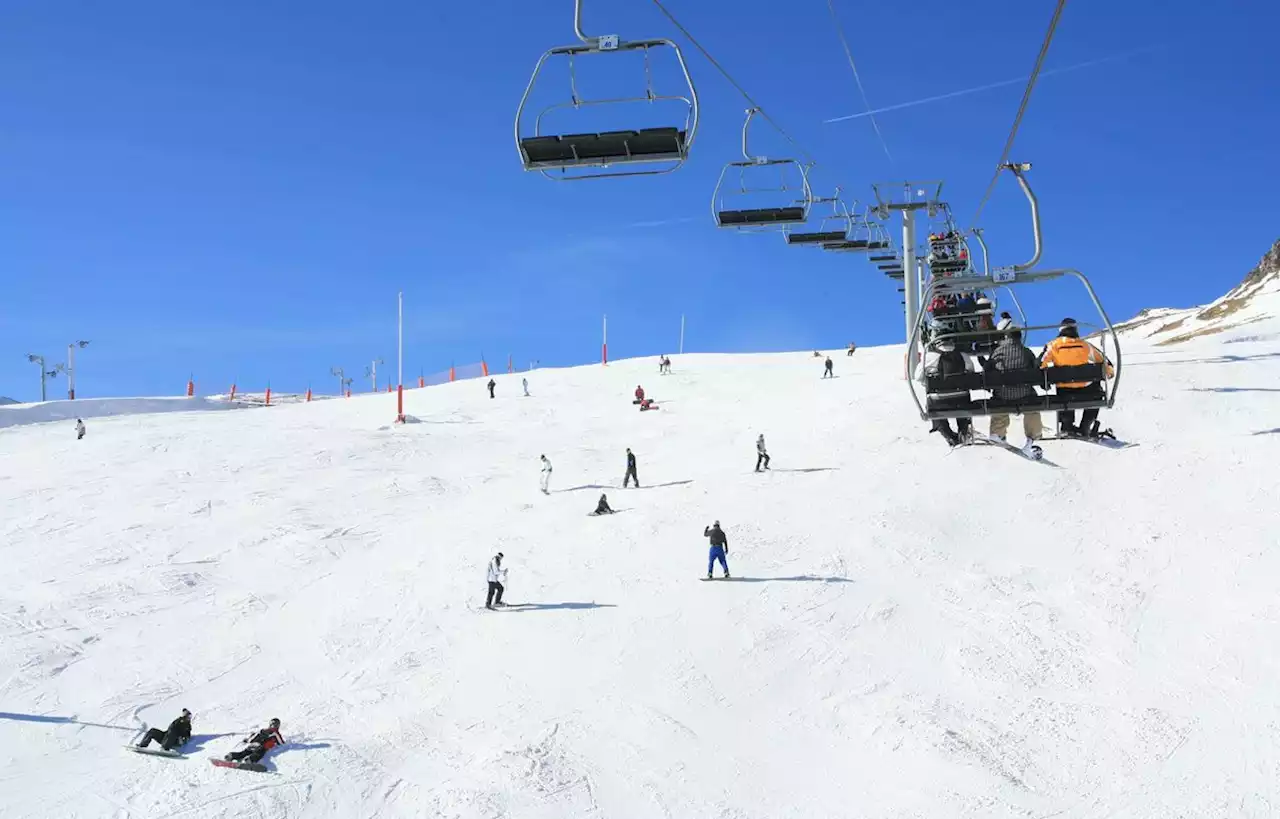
(211, 758), (270, 773)
(700, 576), (734, 581)
(969, 434), (1049, 463)
(1049, 432), (1132, 449)
(126, 745), (183, 759)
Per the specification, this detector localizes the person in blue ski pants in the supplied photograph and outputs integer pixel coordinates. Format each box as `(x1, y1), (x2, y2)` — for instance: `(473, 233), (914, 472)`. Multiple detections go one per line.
(704, 521), (730, 578)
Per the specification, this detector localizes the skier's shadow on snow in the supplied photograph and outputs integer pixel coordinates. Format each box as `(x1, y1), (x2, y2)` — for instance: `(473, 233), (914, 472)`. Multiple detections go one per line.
(1253, 428), (1280, 436)
(716, 575), (853, 584)
(1192, 387), (1280, 394)
(634, 480), (694, 489)
(183, 733), (239, 753)
(768, 468), (840, 474)
(501, 602), (617, 612)
(0, 712), (133, 731)
(556, 484), (612, 493)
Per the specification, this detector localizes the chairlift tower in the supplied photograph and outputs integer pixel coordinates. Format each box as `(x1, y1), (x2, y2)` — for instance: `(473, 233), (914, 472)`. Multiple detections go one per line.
(870, 181), (945, 344)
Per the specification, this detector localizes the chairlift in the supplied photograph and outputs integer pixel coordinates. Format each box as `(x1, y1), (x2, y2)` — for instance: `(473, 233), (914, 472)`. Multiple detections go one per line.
(713, 108), (813, 229)
(785, 188), (853, 246)
(906, 163), (1123, 421)
(823, 213), (882, 252)
(515, 0), (700, 180)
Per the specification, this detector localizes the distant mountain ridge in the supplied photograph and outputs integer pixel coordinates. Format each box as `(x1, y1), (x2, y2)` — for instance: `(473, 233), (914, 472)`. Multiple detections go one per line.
(1116, 238), (1280, 344)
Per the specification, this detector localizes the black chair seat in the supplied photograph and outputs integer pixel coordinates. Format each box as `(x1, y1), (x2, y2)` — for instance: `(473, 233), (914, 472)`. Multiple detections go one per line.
(925, 364), (1105, 394)
(786, 230), (848, 245)
(869, 255), (897, 262)
(821, 241), (867, 252)
(931, 304), (993, 318)
(866, 241), (889, 249)
(717, 207), (807, 227)
(520, 128), (687, 168)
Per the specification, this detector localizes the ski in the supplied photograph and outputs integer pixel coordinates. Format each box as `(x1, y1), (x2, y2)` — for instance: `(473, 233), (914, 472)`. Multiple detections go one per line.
(126, 745), (183, 759)
(210, 758), (271, 773)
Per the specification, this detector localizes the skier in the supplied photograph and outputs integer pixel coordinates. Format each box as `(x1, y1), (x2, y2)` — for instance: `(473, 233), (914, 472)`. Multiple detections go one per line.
(75, 418), (86, 440)
(591, 494), (615, 516)
(703, 521), (730, 579)
(984, 327), (1044, 454)
(522, 377), (530, 397)
(224, 718), (284, 764)
(846, 342), (856, 357)
(486, 552), (507, 608)
(633, 385), (645, 405)
(662, 355), (672, 374)
(658, 356), (666, 375)
(822, 357), (834, 379)
(539, 454), (552, 494)
(755, 434), (771, 472)
(137, 709), (192, 752)
(623, 447), (639, 488)
(1041, 318), (1115, 437)
(922, 338), (974, 447)
(487, 379), (496, 399)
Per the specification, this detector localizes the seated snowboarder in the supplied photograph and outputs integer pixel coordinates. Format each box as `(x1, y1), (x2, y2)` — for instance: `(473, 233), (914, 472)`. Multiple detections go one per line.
(224, 718), (284, 764)
(591, 494), (615, 515)
(137, 708), (192, 752)
(638, 398), (659, 411)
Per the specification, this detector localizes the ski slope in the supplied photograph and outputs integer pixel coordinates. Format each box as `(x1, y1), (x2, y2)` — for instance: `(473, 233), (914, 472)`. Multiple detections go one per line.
(2, 325), (1279, 818)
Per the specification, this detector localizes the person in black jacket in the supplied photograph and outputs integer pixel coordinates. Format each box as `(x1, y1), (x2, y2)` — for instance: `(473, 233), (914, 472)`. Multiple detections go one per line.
(591, 493), (615, 515)
(137, 709), (192, 752)
(487, 379), (496, 399)
(984, 328), (1044, 444)
(623, 448), (639, 488)
(703, 521), (730, 579)
(924, 339), (974, 447)
(822, 357), (834, 378)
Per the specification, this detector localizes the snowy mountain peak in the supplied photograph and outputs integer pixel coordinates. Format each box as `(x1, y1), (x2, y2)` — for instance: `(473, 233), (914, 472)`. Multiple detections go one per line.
(1116, 237), (1280, 344)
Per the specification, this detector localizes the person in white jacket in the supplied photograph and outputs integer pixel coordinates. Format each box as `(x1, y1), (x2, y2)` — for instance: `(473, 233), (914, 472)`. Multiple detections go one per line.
(539, 454), (552, 494)
(75, 419), (86, 440)
(486, 552), (507, 609)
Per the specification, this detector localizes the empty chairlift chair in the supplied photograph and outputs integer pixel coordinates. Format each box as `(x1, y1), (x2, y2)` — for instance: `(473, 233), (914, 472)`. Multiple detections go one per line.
(713, 108), (813, 229)
(785, 189), (854, 246)
(515, 0), (700, 180)
(823, 213), (881, 252)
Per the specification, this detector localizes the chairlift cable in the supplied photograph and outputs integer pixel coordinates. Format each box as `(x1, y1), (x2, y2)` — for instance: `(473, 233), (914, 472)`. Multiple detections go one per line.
(650, 0), (818, 166)
(824, 0), (894, 167)
(968, 0), (1067, 227)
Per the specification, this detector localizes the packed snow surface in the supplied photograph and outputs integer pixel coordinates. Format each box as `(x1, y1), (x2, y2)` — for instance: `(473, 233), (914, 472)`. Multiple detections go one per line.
(2, 324), (1279, 818)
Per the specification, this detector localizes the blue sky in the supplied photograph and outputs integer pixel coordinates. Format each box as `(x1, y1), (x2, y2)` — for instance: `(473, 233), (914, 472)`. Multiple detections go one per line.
(2, 0), (1277, 400)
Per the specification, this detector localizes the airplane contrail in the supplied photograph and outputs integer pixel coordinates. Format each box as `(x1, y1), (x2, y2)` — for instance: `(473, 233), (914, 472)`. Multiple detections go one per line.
(823, 45), (1161, 124)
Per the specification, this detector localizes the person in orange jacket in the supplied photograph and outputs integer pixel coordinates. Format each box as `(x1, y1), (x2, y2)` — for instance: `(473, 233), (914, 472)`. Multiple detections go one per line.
(1040, 318), (1114, 437)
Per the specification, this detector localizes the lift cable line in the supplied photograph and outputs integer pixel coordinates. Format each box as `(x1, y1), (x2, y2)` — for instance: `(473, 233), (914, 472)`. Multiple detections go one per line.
(650, 0), (818, 166)
(969, 0), (1068, 228)
(824, 0), (893, 167)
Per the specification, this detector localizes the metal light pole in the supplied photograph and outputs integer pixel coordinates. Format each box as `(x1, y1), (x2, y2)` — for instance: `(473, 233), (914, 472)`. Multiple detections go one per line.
(366, 359), (384, 393)
(66, 340), (90, 400)
(26, 354), (60, 403)
(330, 366), (346, 396)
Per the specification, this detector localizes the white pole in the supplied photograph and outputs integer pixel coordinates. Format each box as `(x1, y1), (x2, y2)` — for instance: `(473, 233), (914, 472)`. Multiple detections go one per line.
(67, 344), (75, 400)
(397, 291), (404, 388)
(679, 314), (685, 355)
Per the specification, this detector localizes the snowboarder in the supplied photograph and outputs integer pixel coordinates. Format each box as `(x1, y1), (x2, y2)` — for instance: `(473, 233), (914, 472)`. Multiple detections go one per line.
(1041, 317), (1115, 437)
(846, 342), (856, 357)
(487, 379), (496, 399)
(822, 357), (834, 379)
(703, 521), (730, 579)
(224, 718), (284, 764)
(633, 385), (645, 405)
(486, 552), (507, 608)
(75, 418), (86, 440)
(661, 356), (672, 374)
(522, 377), (530, 397)
(922, 338), (974, 447)
(137, 709), (192, 752)
(591, 494), (615, 516)
(984, 327), (1044, 454)
(539, 454), (552, 494)
(623, 448), (639, 488)
(755, 434), (771, 472)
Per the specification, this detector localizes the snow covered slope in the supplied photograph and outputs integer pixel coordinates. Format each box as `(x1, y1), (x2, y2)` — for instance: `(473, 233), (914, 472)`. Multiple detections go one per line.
(2, 334), (1279, 818)
(0, 396), (247, 430)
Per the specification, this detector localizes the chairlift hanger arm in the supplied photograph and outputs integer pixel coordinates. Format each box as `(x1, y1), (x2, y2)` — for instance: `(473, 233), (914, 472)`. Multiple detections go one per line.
(1001, 162), (1042, 271)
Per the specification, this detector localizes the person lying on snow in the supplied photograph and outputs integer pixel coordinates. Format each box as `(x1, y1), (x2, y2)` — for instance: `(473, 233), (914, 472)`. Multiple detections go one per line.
(224, 718), (285, 764)
(639, 398), (659, 411)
